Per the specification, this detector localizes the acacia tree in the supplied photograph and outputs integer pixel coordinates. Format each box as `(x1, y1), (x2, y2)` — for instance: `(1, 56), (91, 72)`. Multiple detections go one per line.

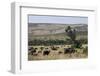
(65, 26), (82, 48)
(65, 26), (76, 41)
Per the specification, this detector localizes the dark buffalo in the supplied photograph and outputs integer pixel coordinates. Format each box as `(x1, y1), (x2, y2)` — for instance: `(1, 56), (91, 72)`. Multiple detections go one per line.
(30, 49), (36, 55)
(58, 51), (63, 54)
(28, 47), (34, 51)
(43, 50), (50, 56)
(64, 48), (75, 54)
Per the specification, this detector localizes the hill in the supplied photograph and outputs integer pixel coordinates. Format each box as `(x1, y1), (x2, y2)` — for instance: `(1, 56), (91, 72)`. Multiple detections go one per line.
(28, 23), (87, 36)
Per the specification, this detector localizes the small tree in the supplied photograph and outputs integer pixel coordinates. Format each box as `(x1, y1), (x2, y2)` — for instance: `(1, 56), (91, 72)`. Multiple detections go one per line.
(65, 26), (81, 48)
(73, 40), (82, 48)
(65, 26), (76, 42)
(40, 47), (44, 51)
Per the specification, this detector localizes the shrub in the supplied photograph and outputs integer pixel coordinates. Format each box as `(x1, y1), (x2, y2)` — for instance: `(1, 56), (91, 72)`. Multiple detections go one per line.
(72, 40), (82, 48)
(83, 46), (88, 55)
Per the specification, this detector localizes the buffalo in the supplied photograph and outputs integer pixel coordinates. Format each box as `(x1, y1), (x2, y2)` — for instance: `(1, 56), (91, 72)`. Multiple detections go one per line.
(58, 51), (63, 54)
(28, 47), (34, 51)
(31, 50), (36, 55)
(43, 49), (50, 56)
(64, 48), (76, 54)
(30, 48), (37, 55)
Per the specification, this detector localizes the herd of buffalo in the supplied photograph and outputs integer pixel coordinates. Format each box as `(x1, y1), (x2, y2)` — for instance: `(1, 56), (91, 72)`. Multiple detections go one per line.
(28, 46), (80, 57)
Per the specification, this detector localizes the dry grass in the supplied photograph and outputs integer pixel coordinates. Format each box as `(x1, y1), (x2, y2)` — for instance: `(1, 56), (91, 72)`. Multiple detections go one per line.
(28, 45), (88, 61)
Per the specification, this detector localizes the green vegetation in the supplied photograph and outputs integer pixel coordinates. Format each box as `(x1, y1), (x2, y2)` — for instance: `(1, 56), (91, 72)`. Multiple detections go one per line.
(28, 26), (87, 47)
(28, 24), (88, 60)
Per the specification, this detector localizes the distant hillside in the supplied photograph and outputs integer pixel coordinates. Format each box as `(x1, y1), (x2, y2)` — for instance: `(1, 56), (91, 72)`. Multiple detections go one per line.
(28, 23), (88, 36)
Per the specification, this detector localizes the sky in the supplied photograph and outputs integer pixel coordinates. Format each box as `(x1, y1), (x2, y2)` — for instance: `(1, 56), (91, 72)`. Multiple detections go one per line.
(28, 15), (88, 24)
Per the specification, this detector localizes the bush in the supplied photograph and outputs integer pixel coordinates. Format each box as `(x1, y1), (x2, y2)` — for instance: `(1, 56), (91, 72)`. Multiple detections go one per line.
(72, 40), (82, 48)
(83, 46), (88, 55)
(28, 39), (69, 46)
(40, 47), (44, 50)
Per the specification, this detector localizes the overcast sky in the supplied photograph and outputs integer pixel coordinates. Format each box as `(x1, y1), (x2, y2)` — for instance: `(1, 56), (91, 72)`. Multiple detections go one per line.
(28, 15), (88, 24)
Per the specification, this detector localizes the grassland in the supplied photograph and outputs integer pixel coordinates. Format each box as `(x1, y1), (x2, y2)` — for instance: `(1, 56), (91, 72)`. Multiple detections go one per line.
(28, 23), (88, 60)
(28, 44), (87, 60)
